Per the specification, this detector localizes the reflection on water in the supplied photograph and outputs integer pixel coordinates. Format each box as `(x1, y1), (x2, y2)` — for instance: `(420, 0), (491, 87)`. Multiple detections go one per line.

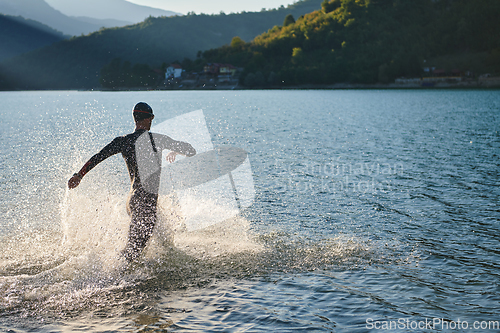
(0, 90), (499, 332)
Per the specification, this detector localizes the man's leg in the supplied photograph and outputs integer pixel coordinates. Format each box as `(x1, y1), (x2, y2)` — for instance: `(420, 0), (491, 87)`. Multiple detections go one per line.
(123, 191), (158, 262)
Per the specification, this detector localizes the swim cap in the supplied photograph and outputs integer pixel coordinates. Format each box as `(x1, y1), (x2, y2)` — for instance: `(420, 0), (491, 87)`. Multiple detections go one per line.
(133, 102), (153, 115)
(133, 102), (153, 121)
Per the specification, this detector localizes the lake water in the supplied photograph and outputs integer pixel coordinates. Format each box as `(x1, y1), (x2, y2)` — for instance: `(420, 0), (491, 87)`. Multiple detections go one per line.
(0, 89), (499, 332)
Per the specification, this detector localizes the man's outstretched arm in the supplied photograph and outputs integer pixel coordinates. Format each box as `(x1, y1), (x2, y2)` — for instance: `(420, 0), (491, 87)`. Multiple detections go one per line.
(68, 137), (123, 189)
(153, 134), (196, 157)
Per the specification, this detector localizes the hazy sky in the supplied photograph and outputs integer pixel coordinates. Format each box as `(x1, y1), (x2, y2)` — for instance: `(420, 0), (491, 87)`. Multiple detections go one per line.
(125, 0), (299, 15)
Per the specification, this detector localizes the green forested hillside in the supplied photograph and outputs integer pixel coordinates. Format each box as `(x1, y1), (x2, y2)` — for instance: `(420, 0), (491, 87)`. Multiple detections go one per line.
(0, 0), (323, 90)
(201, 0), (500, 86)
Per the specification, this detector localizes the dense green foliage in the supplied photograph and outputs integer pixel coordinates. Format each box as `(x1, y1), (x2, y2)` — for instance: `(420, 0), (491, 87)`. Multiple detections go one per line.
(100, 58), (165, 88)
(0, 0), (323, 90)
(200, 0), (500, 87)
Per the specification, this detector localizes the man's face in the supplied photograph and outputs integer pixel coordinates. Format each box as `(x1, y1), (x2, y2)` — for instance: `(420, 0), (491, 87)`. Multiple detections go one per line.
(147, 115), (154, 127)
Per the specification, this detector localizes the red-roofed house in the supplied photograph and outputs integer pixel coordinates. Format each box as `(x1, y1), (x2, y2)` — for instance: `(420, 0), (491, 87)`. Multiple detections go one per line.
(203, 63), (238, 82)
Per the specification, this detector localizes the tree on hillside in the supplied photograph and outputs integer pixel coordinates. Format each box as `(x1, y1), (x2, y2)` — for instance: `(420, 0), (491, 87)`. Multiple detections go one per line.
(283, 14), (295, 26)
(321, 0), (341, 13)
(231, 36), (245, 49)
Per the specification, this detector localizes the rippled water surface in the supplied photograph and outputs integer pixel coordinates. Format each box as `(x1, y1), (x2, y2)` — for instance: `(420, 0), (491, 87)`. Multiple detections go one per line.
(0, 90), (499, 332)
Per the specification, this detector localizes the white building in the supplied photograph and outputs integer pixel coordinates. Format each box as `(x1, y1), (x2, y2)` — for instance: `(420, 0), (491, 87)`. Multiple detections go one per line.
(166, 64), (182, 79)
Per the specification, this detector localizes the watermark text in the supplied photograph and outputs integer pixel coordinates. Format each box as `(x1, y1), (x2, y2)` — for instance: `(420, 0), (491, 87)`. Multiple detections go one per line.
(366, 317), (499, 330)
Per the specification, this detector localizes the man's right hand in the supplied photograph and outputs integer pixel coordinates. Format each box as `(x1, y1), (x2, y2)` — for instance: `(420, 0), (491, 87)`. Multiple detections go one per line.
(68, 174), (82, 189)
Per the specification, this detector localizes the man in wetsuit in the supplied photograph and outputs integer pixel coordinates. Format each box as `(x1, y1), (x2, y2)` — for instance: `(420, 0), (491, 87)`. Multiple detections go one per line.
(68, 102), (196, 261)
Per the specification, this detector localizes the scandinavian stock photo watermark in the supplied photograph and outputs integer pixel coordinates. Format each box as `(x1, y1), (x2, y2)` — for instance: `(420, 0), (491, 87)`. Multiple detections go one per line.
(280, 158), (404, 195)
(366, 317), (500, 331)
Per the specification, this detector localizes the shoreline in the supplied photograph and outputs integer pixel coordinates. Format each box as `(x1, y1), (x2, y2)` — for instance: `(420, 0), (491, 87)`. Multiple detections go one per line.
(2, 80), (499, 92)
(97, 80), (500, 92)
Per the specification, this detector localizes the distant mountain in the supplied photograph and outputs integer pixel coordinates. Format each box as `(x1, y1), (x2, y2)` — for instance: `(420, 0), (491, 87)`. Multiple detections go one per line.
(0, 14), (67, 62)
(0, 0), (178, 36)
(0, 0), (103, 35)
(0, 0), (324, 90)
(44, 0), (180, 23)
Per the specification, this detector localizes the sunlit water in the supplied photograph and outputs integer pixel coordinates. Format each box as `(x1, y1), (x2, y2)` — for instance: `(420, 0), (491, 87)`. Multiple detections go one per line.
(0, 90), (499, 332)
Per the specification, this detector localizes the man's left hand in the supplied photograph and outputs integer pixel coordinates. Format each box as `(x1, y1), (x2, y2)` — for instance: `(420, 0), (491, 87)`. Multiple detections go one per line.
(166, 151), (178, 163)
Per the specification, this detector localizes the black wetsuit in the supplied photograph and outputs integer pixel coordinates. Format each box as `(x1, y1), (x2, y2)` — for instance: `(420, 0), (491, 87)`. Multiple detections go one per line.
(77, 129), (195, 261)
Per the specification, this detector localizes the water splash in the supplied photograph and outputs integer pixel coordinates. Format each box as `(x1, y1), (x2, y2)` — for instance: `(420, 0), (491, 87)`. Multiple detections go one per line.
(0, 180), (396, 324)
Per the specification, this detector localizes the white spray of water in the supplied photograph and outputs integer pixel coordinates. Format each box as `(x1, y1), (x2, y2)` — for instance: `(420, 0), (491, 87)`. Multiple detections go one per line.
(59, 167), (263, 267)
